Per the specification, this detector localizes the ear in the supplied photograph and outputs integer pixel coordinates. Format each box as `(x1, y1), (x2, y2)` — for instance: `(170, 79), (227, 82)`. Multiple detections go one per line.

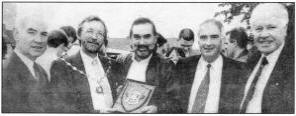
(13, 28), (20, 42)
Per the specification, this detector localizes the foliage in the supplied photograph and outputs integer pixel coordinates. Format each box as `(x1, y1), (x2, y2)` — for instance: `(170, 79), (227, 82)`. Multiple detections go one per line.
(215, 3), (294, 26)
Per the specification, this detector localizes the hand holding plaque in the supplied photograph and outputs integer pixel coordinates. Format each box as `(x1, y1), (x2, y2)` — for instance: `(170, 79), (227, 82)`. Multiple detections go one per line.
(112, 79), (156, 113)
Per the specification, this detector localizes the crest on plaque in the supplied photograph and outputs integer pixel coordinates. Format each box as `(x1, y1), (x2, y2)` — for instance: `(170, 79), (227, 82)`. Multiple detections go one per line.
(113, 79), (155, 113)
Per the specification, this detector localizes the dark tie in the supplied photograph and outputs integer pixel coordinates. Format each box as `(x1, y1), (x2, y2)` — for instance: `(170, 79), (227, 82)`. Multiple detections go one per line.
(192, 64), (211, 113)
(33, 62), (47, 83)
(240, 57), (268, 113)
(30, 62), (48, 112)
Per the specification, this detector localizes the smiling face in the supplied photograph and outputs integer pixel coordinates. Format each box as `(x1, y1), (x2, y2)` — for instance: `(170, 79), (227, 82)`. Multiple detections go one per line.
(131, 23), (157, 60)
(250, 3), (288, 55)
(15, 17), (48, 60)
(198, 22), (222, 62)
(79, 21), (106, 54)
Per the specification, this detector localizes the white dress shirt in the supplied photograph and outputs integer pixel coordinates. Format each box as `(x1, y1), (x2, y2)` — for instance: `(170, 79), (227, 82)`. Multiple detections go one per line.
(243, 43), (284, 113)
(80, 50), (113, 111)
(188, 55), (223, 113)
(126, 54), (152, 82)
(14, 49), (37, 78)
(36, 50), (58, 81)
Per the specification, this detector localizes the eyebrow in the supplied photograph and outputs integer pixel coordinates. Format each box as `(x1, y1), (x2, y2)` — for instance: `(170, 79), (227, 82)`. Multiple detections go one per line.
(27, 28), (37, 32)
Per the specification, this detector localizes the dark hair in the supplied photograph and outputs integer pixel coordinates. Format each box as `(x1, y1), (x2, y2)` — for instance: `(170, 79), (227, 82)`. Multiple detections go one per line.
(226, 27), (248, 49)
(179, 28), (194, 41)
(129, 17), (157, 37)
(156, 33), (167, 47)
(60, 26), (77, 43)
(47, 30), (69, 48)
(77, 15), (108, 46)
(165, 47), (186, 58)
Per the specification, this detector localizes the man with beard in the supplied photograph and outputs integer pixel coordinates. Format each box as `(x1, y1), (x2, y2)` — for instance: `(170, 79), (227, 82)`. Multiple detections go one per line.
(169, 19), (249, 113)
(240, 3), (294, 113)
(49, 16), (123, 113)
(116, 17), (175, 113)
(3, 14), (50, 112)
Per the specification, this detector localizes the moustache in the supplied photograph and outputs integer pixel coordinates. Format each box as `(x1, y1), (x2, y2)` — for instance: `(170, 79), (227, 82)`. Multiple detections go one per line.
(132, 44), (155, 51)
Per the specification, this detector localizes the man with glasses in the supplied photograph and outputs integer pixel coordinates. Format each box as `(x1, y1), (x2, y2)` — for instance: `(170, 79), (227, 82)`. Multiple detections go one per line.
(50, 16), (123, 113)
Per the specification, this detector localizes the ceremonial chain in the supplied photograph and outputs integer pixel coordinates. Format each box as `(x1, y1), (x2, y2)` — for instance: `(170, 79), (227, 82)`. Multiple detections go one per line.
(58, 55), (112, 84)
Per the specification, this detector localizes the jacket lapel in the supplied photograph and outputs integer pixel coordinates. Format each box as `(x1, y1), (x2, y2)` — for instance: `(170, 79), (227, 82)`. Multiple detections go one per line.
(70, 52), (86, 74)
(145, 54), (159, 85)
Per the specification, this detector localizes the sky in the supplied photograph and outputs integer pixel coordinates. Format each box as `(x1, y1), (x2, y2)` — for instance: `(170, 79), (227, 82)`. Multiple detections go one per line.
(12, 2), (248, 50)
(15, 3), (226, 38)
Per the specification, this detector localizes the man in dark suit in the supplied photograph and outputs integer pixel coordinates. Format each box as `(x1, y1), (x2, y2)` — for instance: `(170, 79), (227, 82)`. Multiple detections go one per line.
(168, 19), (249, 113)
(2, 15), (50, 112)
(240, 3), (294, 113)
(116, 17), (175, 113)
(49, 16), (123, 113)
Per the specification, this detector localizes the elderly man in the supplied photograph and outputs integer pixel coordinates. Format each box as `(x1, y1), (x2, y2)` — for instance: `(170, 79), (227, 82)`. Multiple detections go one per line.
(50, 16), (123, 113)
(116, 17), (175, 113)
(2, 15), (50, 112)
(240, 3), (294, 113)
(169, 19), (249, 113)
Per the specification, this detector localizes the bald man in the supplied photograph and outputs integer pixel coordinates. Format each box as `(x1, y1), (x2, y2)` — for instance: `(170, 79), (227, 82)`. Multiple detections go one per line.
(3, 15), (50, 112)
(240, 3), (294, 113)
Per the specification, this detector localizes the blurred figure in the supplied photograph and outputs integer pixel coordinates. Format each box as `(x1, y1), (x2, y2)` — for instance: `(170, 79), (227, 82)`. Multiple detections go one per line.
(155, 33), (169, 57)
(223, 27), (249, 62)
(165, 47), (185, 64)
(36, 30), (70, 81)
(60, 26), (78, 57)
(177, 28), (199, 57)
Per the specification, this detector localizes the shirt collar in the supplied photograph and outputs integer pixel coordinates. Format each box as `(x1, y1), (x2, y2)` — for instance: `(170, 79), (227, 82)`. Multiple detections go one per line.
(14, 49), (35, 67)
(199, 54), (223, 69)
(80, 49), (99, 63)
(262, 42), (285, 64)
(132, 53), (153, 64)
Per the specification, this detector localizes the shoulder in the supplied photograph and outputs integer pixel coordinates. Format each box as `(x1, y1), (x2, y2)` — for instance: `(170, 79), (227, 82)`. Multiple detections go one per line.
(177, 55), (200, 66)
(223, 56), (249, 71)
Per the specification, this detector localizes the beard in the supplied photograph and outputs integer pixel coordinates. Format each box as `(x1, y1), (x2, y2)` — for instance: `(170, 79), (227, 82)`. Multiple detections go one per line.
(81, 40), (104, 54)
(133, 44), (155, 59)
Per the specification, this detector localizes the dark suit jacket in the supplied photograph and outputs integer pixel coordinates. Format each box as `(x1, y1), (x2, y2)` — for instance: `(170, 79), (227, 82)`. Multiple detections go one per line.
(49, 52), (124, 113)
(168, 55), (249, 113)
(2, 52), (49, 112)
(246, 41), (294, 113)
(116, 53), (175, 113)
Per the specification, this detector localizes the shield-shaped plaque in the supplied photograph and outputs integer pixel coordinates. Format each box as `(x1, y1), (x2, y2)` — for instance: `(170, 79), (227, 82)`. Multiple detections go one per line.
(113, 79), (155, 113)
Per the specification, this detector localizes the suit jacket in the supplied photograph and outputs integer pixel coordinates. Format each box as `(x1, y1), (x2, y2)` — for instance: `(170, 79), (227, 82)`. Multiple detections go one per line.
(168, 55), (249, 113)
(2, 52), (49, 112)
(49, 52), (124, 113)
(116, 53), (175, 113)
(246, 41), (294, 113)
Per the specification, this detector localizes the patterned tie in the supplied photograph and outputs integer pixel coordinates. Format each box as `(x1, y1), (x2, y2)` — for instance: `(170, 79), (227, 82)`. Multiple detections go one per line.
(192, 64), (211, 113)
(240, 57), (268, 113)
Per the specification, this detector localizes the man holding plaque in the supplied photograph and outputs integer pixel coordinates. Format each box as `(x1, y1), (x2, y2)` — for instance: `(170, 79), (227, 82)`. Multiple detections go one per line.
(169, 19), (250, 113)
(49, 16), (123, 113)
(115, 17), (175, 113)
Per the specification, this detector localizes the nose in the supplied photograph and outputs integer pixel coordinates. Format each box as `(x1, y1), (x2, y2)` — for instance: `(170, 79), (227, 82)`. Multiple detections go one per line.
(258, 30), (270, 38)
(34, 35), (45, 43)
(139, 38), (145, 44)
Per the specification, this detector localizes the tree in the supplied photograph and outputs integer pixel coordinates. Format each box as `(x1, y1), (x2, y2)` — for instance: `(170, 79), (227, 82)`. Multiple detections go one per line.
(215, 3), (294, 26)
